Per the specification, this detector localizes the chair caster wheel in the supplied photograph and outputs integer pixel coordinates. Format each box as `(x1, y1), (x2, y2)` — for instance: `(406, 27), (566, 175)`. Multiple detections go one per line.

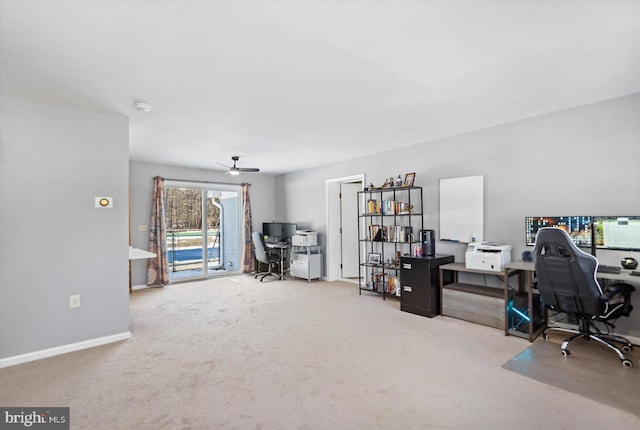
(622, 345), (633, 353)
(542, 333), (549, 340)
(622, 359), (633, 368)
(561, 349), (570, 357)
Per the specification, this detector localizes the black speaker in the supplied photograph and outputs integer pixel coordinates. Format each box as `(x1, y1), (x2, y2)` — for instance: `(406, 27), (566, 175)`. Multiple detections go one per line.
(522, 251), (532, 262)
(420, 229), (435, 257)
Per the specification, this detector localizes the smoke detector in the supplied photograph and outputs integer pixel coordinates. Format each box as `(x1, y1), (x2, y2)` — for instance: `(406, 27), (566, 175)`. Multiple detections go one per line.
(135, 101), (152, 112)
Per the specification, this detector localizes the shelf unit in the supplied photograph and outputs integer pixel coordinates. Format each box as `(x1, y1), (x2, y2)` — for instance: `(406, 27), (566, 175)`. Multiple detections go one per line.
(357, 186), (423, 299)
(290, 244), (322, 282)
(439, 262), (519, 330)
(439, 262), (546, 342)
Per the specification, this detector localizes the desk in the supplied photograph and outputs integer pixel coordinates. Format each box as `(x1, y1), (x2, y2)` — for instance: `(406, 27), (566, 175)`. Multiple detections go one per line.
(266, 242), (289, 280)
(503, 261), (640, 341)
(128, 247), (157, 292)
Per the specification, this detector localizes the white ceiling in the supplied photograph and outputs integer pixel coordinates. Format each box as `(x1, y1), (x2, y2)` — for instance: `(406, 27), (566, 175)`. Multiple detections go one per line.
(2, 1), (639, 175)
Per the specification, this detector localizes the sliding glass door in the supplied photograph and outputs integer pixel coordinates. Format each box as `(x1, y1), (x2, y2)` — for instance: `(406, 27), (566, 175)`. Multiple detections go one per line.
(165, 182), (241, 281)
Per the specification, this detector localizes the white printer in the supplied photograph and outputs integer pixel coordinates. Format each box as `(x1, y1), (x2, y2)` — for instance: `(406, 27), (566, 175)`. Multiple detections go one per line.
(292, 230), (318, 246)
(465, 242), (513, 272)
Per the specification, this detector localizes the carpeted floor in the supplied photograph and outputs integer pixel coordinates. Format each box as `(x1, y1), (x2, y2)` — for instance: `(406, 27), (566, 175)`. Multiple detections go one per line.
(502, 334), (640, 417)
(1, 275), (640, 429)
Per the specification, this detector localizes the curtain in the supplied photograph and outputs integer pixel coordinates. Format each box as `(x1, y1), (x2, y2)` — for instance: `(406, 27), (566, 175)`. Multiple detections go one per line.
(241, 183), (255, 273)
(147, 176), (170, 286)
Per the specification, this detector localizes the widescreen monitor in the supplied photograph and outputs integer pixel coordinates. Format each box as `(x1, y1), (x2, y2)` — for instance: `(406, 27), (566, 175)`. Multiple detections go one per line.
(263, 222), (284, 238)
(592, 216), (640, 252)
(525, 216), (592, 248)
(283, 223), (297, 237)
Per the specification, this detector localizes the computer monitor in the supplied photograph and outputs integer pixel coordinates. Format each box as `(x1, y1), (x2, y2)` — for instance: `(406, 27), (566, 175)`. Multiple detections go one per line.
(263, 222), (284, 238)
(592, 216), (640, 251)
(283, 223), (297, 238)
(525, 216), (592, 248)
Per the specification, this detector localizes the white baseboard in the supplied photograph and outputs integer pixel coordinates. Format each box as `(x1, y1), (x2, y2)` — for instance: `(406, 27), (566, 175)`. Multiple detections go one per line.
(132, 284), (149, 291)
(0, 331), (131, 368)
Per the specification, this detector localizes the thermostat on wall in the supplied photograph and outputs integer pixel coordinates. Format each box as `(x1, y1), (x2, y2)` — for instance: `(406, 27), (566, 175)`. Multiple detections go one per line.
(95, 197), (113, 208)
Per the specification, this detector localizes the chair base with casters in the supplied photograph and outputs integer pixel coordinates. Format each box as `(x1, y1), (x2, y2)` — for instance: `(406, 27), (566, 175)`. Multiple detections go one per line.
(254, 260), (280, 282)
(252, 231), (281, 282)
(543, 316), (634, 368)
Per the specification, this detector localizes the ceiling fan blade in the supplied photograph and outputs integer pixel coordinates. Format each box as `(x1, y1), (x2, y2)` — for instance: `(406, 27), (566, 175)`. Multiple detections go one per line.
(216, 162), (231, 169)
(237, 167), (260, 173)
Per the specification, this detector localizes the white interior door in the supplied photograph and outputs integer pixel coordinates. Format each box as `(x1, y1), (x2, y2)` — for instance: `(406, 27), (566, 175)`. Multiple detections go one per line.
(340, 182), (361, 278)
(325, 174), (365, 282)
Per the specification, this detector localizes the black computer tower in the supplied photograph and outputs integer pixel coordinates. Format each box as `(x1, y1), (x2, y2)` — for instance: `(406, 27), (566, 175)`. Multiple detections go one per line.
(511, 292), (543, 334)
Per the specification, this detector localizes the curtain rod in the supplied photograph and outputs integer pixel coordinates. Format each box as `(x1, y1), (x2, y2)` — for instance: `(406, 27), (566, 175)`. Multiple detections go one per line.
(161, 178), (250, 187)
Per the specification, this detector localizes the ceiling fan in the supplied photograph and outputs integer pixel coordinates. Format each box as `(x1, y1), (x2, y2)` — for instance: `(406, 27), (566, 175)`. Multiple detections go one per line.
(218, 156), (260, 175)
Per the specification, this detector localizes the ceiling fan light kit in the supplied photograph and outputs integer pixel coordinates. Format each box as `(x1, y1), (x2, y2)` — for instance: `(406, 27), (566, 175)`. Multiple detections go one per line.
(218, 156), (260, 175)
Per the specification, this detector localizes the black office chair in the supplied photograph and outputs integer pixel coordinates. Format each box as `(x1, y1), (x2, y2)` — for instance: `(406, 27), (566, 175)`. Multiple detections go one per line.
(532, 227), (635, 367)
(252, 231), (280, 282)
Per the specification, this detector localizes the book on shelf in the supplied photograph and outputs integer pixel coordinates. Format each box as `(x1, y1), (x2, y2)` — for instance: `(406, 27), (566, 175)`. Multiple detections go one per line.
(382, 200), (413, 215)
(367, 199), (380, 214)
(368, 224), (383, 241)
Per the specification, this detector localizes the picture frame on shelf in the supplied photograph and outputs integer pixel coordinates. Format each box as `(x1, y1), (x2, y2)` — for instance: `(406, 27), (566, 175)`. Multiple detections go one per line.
(404, 172), (416, 187)
(367, 252), (382, 265)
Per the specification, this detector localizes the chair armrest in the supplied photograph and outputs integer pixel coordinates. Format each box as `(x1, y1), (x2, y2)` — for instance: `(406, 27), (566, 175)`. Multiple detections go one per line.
(604, 283), (636, 298)
(601, 283), (635, 316)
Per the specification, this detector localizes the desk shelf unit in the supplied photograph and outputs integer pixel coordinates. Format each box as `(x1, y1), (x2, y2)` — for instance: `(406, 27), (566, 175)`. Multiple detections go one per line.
(357, 186), (423, 299)
(439, 263), (514, 330)
(439, 262), (547, 341)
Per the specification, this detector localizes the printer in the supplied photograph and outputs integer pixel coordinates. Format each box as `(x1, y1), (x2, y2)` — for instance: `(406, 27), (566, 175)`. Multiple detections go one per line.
(465, 242), (513, 272)
(292, 230), (318, 246)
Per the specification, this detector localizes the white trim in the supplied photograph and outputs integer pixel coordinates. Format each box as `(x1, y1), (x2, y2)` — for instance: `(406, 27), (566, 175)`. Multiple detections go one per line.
(132, 284), (150, 291)
(0, 331), (131, 368)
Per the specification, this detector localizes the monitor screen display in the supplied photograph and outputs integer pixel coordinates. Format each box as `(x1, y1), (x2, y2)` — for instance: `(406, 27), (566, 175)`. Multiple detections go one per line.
(593, 216), (640, 251)
(283, 223), (297, 237)
(525, 216), (592, 248)
(263, 222), (284, 237)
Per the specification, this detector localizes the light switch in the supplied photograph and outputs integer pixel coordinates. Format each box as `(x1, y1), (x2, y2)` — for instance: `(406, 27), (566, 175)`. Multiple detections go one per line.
(137, 225), (148, 232)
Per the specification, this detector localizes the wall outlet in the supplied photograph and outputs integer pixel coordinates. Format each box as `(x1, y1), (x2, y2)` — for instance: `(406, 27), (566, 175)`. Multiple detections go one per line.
(69, 295), (80, 309)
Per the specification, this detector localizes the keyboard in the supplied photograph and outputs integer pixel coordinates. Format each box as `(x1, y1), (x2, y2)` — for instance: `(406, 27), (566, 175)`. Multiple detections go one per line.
(597, 265), (622, 274)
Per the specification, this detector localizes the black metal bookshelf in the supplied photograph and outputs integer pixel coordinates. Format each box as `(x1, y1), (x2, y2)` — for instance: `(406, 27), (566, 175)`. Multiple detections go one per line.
(357, 186), (424, 299)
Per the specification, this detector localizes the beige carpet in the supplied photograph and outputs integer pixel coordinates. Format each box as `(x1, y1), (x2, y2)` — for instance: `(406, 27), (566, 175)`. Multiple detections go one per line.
(2, 276), (640, 429)
(502, 334), (640, 417)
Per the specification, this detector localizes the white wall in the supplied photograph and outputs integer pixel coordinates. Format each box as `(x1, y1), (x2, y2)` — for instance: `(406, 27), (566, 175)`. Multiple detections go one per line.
(275, 93), (640, 337)
(0, 97), (130, 361)
(128, 160), (277, 286)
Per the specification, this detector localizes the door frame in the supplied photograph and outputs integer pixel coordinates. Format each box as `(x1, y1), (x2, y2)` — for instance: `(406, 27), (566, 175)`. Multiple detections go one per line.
(325, 174), (365, 282)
